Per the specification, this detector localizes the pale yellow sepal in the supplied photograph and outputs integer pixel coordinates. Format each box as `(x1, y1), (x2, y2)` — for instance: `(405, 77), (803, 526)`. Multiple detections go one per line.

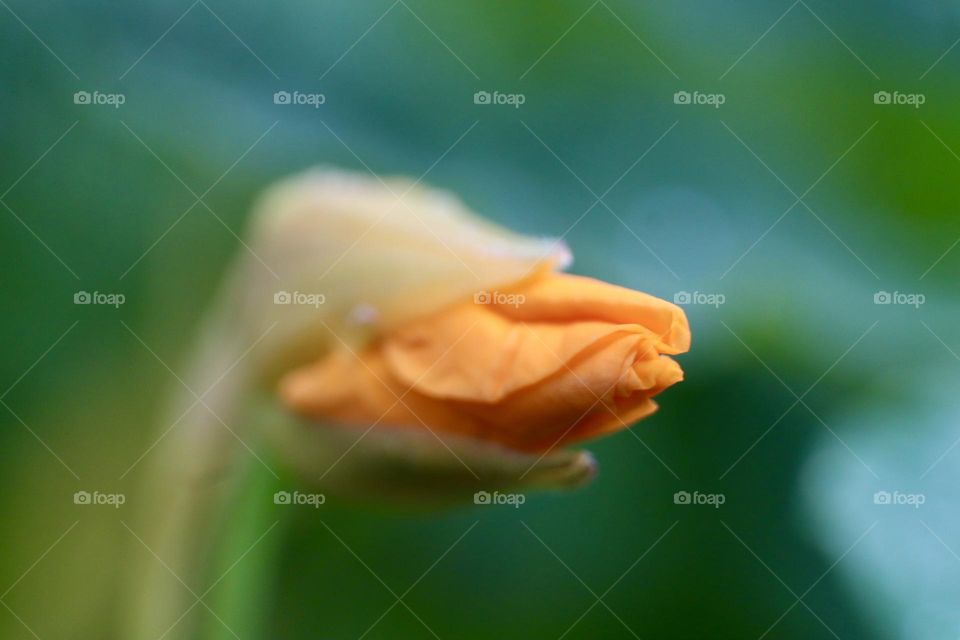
(219, 168), (571, 383)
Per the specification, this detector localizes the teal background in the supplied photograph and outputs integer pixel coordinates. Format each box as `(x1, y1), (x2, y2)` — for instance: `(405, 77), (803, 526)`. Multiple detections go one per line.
(2, 1), (960, 638)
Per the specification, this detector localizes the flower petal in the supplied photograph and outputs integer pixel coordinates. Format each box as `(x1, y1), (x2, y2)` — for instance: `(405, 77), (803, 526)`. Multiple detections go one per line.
(279, 273), (688, 451)
(220, 168), (571, 382)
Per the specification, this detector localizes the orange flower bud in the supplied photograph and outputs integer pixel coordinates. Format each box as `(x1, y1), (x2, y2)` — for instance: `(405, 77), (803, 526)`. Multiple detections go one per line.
(280, 273), (689, 452)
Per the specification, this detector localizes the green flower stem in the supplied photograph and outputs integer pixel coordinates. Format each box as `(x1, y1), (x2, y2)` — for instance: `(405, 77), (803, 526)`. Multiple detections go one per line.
(127, 314), (283, 640)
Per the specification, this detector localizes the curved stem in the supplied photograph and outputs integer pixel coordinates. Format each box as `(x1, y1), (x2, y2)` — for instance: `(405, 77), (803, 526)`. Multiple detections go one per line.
(126, 310), (278, 639)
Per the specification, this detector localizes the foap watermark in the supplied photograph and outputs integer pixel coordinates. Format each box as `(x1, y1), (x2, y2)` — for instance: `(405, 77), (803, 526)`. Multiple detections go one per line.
(473, 90), (525, 108)
(74, 490), (126, 508)
(273, 490), (326, 508)
(473, 490), (525, 508)
(73, 90), (125, 108)
(673, 90), (725, 108)
(873, 490), (925, 509)
(673, 291), (725, 308)
(74, 290), (125, 308)
(274, 290), (326, 308)
(873, 290), (925, 308)
(673, 490), (725, 508)
(273, 90), (326, 108)
(474, 290), (525, 308)
(873, 90), (925, 108)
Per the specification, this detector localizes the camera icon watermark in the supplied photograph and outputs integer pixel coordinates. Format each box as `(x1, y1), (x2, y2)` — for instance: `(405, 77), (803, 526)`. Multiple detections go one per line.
(673, 90), (725, 108)
(873, 490), (924, 508)
(73, 490), (126, 508)
(873, 90), (925, 108)
(473, 490), (525, 508)
(273, 290), (326, 308)
(273, 490), (326, 508)
(673, 291), (725, 308)
(273, 90), (325, 108)
(74, 290), (125, 308)
(673, 490), (725, 508)
(73, 90), (125, 108)
(873, 290), (924, 308)
(473, 290), (525, 308)
(473, 90), (525, 108)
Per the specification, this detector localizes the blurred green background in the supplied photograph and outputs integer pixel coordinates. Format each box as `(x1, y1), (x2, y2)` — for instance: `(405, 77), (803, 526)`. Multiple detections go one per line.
(3, 1), (960, 638)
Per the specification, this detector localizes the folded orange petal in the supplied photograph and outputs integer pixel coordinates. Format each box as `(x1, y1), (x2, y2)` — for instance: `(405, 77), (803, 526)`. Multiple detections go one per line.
(279, 273), (690, 452)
